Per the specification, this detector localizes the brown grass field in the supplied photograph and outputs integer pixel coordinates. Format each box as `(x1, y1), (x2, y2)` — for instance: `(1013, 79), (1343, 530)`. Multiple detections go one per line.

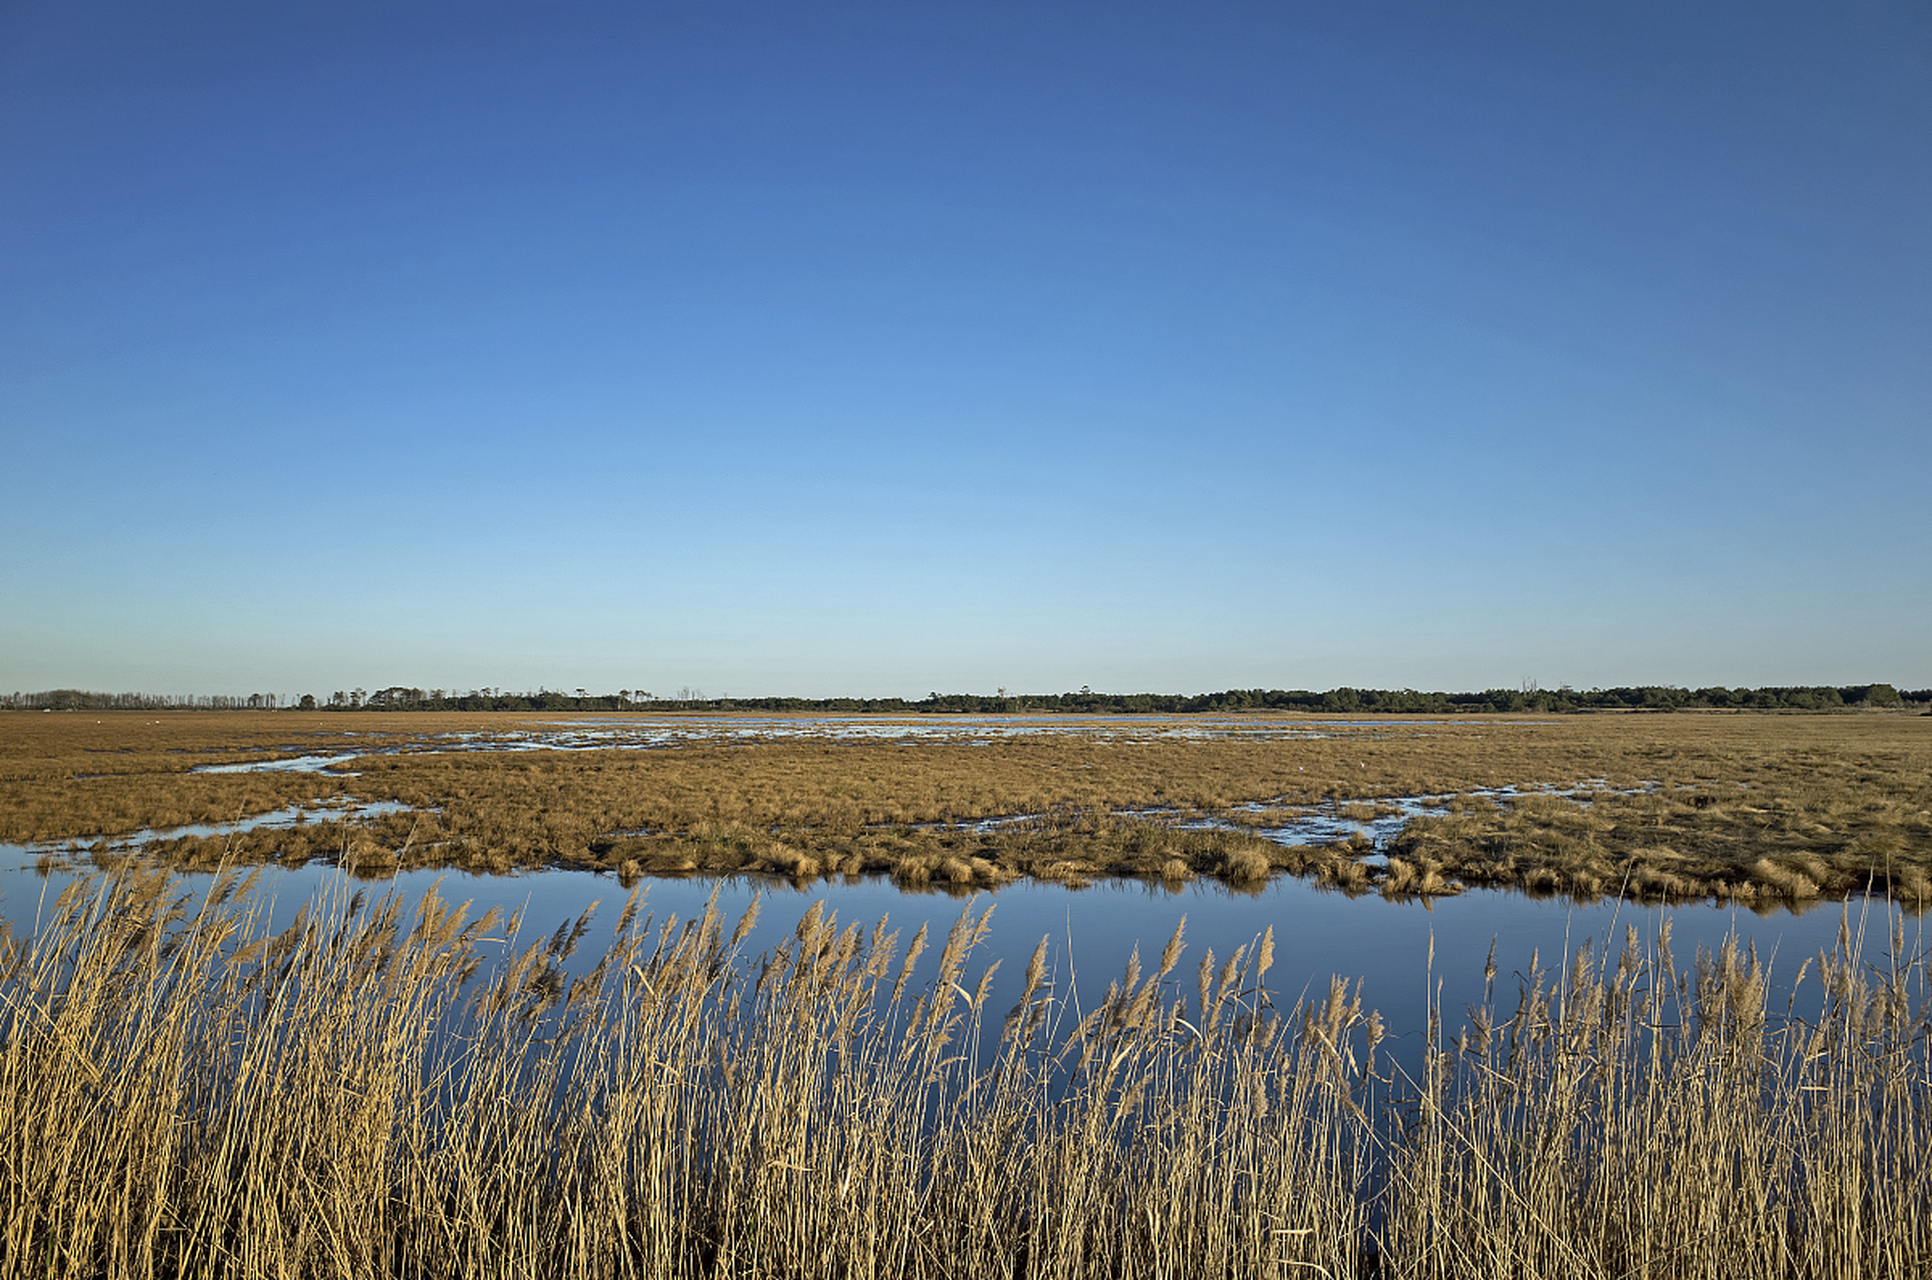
(3, 709), (1929, 904)
(1, 866), (1928, 1279)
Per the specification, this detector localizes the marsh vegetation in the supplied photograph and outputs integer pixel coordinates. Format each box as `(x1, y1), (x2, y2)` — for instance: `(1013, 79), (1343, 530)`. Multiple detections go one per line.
(6, 711), (1930, 1276)
(3, 868), (1929, 1279)
(5, 711), (1927, 905)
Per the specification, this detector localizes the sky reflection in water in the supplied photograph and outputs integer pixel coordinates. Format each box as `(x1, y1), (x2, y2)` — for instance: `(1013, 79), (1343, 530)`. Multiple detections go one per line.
(2, 848), (1913, 1078)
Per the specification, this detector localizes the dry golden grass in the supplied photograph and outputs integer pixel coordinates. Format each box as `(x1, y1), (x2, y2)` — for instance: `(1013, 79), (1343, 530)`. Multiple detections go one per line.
(3, 868), (1929, 1278)
(0, 713), (396, 844)
(5, 710), (1929, 901)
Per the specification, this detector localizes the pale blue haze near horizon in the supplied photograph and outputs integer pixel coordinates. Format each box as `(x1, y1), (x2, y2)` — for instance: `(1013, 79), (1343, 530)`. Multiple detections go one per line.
(3, 2), (1927, 698)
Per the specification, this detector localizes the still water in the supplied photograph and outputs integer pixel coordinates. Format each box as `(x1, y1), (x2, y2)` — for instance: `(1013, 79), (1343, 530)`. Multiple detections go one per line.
(3, 844), (1913, 1069)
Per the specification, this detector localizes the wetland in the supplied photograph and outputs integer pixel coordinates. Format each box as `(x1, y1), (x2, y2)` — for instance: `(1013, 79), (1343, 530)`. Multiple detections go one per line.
(8, 709), (1928, 905)
(3, 708), (1930, 1278)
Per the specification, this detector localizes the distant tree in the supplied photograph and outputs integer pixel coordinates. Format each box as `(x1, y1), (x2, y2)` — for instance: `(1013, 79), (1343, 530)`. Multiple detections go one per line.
(299, 694), (316, 710)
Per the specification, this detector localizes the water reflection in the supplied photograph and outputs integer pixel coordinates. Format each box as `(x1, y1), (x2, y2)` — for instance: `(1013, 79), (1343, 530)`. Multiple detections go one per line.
(3, 847), (1912, 1072)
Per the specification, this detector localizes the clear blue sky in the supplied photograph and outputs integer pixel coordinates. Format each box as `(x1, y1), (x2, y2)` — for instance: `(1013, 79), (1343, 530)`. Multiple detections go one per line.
(4, 2), (1927, 698)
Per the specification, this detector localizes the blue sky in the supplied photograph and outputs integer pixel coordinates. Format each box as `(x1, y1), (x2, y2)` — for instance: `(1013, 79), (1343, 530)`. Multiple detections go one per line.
(3, 2), (1927, 698)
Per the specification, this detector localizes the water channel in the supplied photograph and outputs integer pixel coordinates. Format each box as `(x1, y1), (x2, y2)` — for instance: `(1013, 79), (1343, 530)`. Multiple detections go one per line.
(3, 840), (1911, 1078)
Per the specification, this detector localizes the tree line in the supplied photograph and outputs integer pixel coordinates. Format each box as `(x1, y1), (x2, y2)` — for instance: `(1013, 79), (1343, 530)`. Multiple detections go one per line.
(4, 690), (284, 711)
(6, 683), (1927, 715)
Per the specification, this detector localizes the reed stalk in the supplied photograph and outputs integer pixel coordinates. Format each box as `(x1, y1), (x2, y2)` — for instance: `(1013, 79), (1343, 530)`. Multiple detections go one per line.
(2, 871), (1927, 1278)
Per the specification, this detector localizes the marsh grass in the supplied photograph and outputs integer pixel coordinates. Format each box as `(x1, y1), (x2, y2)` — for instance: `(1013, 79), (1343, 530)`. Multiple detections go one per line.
(4, 869), (1932, 1278)
(7, 710), (1930, 902)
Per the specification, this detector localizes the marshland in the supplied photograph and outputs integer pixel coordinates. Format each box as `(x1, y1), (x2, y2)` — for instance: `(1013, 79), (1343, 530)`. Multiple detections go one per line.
(8, 710), (1931, 904)
(4, 708), (1931, 1277)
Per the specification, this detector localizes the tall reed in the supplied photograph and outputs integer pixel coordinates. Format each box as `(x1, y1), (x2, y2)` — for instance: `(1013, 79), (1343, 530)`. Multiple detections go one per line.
(1, 871), (1927, 1278)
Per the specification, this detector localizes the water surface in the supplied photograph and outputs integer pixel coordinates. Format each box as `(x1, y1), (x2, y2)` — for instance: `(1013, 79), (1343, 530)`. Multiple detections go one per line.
(3, 844), (1910, 1075)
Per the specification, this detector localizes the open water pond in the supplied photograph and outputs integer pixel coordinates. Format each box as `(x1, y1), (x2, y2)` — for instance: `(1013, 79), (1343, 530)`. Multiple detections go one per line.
(3, 843), (1915, 1079)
